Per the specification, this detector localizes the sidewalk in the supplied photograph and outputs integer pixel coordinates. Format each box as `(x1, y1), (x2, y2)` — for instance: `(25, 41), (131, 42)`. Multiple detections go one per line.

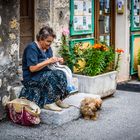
(0, 90), (140, 140)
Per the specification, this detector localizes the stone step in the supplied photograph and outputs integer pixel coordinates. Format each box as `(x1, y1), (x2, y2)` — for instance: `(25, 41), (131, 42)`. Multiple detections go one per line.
(41, 106), (80, 126)
(41, 93), (101, 125)
(117, 80), (140, 92)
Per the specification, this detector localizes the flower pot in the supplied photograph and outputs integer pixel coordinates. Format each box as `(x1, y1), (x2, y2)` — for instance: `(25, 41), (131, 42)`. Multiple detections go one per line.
(73, 71), (118, 98)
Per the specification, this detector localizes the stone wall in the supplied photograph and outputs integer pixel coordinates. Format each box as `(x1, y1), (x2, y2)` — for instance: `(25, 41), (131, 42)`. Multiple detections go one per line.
(0, 0), (20, 120)
(35, 0), (70, 56)
(51, 0), (70, 56)
(35, 0), (51, 34)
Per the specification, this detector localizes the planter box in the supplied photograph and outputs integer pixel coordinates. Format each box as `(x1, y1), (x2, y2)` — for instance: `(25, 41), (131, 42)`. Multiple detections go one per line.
(73, 71), (118, 98)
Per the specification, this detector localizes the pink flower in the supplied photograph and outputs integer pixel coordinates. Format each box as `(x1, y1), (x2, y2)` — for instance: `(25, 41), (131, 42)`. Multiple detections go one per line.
(62, 28), (69, 36)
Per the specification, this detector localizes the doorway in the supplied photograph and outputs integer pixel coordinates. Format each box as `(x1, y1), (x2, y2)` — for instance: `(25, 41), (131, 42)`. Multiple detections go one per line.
(94, 0), (115, 47)
(20, 0), (34, 58)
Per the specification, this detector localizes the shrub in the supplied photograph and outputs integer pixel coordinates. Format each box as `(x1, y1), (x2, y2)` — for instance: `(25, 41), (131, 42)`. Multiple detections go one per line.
(76, 43), (115, 76)
(59, 29), (124, 76)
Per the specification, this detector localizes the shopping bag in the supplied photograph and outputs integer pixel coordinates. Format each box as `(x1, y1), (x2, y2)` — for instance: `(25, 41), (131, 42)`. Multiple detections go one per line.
(6, 98), (41, 126)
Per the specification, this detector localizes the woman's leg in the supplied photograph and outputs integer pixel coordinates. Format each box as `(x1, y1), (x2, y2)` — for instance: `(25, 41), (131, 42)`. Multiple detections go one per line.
(39, 70), (68, 106)
(19, 70), (68, 108)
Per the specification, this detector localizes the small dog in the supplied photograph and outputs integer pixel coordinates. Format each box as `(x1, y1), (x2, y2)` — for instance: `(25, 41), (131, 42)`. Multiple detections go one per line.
(80, 97), (102, 120)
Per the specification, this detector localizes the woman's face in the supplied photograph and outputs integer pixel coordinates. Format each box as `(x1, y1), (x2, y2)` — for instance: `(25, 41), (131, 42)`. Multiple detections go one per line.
(40, 36), (54, 50)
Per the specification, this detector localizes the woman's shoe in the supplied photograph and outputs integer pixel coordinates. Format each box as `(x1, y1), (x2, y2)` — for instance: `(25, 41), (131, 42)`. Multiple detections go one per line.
(56, 100), (70, 108)
(44, 103), (62, 111)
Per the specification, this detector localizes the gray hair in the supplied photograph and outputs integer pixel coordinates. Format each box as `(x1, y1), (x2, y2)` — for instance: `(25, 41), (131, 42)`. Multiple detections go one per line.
(36, 26), (56, 41)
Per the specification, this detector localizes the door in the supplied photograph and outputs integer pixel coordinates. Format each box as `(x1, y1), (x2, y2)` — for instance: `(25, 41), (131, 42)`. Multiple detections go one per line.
(20, 0), (34, 58)
(94, 0), (115, 47)
(130, 0), (140, 75)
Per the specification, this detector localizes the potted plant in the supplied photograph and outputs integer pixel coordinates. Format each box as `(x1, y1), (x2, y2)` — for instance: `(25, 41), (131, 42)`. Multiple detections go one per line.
(59, 29), (123, 97)
(71, 43), (117, 98)
(137, 49), (140, 79)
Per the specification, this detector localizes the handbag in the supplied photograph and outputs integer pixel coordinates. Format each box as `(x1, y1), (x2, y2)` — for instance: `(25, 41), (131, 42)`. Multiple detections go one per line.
(6, 98), (41, 126)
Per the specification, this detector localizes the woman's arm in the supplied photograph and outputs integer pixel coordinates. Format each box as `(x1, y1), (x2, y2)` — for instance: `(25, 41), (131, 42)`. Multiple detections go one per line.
(29, 57), (58, 72)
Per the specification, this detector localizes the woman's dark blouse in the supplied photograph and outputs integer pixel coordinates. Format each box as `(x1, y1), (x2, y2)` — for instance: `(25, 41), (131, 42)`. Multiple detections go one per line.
(22, 42), (53, 81)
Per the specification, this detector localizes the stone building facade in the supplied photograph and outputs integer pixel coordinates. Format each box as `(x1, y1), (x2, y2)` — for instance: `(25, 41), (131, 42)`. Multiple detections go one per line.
(0, 0), (135, 120)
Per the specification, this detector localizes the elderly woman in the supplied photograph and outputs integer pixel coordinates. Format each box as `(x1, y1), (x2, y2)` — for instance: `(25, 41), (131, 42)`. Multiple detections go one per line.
(19, 26), (69, 111)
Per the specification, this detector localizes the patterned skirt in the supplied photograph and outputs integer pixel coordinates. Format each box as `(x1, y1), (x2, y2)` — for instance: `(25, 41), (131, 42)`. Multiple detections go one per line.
(19, 70), (68, 108)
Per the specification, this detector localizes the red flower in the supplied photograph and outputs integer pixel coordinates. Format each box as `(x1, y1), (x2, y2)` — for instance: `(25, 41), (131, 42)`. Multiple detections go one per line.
(93, 44), (102, 49)
(115, 48), (124, 54)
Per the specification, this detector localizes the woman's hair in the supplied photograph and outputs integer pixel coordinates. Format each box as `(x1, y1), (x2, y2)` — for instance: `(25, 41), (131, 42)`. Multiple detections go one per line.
(36, 26), (56, 41)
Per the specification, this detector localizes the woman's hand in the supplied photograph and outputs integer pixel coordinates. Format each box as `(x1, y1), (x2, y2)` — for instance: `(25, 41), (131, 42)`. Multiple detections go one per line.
(29, 57), (58, 72)
(29, 57), (63, 72)
(57, 57), (64, 64)
(47, 57), (59, 64)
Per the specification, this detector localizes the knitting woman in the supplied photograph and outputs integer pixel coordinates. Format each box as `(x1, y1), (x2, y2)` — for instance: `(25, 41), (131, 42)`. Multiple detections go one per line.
(19, 26), (70, 111)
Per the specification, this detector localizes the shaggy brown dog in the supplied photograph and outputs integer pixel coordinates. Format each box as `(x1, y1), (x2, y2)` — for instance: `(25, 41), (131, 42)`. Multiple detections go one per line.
(80, 97), (102, 120)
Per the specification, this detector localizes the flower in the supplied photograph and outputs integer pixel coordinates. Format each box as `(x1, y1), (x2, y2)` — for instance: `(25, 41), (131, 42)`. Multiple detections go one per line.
(114, 48), (124, 71)
(115, 48), (124, 54)
(93, 43), (102, 49)
(93, 43), (109, 51)
(62, 28), (69, 36)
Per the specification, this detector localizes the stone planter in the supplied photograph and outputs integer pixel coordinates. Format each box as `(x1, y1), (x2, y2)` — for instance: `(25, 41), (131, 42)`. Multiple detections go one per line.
(73, 71), (118, 98)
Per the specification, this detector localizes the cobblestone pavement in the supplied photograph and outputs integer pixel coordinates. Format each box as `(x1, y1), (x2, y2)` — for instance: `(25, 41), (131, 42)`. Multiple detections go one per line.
(0, 90), (140, 140)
